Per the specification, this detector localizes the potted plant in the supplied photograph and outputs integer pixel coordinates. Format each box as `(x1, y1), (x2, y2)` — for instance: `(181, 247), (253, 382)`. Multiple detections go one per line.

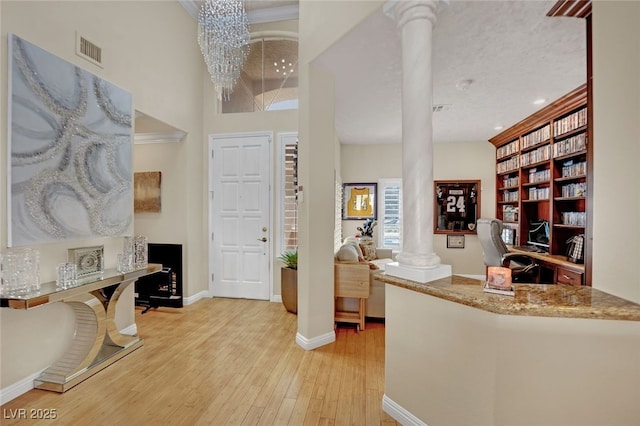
(278, 250), (298, 314)
(357, 218), (377, 239)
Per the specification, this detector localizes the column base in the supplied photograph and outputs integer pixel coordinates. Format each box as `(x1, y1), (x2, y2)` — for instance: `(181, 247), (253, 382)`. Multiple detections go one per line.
(385, 262), (452, 283)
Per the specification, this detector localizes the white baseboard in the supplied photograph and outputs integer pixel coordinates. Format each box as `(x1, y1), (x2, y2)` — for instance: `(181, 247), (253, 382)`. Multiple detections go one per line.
(120, 323), (138, 336)
(271, 295), (282, 303)
(183, 290), (208, 305)
(295, 330), (335, 351)
(0, 369), (46, 405)
(1, 322), (139, 404)
(382, 394), (428, 426)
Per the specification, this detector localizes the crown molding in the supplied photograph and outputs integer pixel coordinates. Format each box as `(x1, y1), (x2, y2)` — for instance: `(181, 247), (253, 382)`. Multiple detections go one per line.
(179, 1), (299, 24)
(547, 0), (592, 18)
(134, 131), (187, 144)
(248, 4), (299, 24)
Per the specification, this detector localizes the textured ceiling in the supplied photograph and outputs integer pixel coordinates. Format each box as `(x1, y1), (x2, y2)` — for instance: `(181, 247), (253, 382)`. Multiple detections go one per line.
(184, 0), (586, 145)
(315, 0), (586, 144)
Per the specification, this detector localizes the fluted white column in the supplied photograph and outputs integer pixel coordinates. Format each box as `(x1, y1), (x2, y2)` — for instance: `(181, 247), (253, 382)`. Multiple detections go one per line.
(385, 0), (443, 269)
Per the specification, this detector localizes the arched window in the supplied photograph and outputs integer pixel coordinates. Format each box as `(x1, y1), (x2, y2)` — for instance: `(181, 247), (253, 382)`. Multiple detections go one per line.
(222, 35), (298, 113)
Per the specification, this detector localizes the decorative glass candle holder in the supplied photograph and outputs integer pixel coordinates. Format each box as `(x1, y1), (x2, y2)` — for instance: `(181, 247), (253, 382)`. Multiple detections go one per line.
(0, 248), (40, 295)
(133, 235), (148, 269)
(56, 262), (78, 289)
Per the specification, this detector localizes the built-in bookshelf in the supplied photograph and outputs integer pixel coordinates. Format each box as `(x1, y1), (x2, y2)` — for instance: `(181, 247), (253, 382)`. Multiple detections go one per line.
(489, 84), (589, 265)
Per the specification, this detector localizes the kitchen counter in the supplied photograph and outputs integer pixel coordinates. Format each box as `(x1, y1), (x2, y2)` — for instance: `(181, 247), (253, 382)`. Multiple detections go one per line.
(376, 272), (640, 321)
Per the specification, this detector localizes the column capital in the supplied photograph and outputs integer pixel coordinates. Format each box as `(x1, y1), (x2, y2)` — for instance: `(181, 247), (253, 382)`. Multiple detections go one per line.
(383, 0), (447, 28)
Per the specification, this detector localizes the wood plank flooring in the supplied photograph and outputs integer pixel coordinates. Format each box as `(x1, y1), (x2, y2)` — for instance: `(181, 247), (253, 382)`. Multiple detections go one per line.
(1, 298), (399, 425)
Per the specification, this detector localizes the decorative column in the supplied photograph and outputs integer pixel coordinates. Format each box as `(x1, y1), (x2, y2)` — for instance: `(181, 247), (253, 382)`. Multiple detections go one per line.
(384, 0), (451, 282)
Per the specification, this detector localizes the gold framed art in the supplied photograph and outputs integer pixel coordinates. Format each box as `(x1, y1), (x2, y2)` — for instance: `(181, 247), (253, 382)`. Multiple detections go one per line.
(134, 171), (162, 213)
(342, 182), (377, 220)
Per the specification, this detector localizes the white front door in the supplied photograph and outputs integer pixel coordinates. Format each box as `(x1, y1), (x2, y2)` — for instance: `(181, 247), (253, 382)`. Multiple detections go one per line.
(209, 133), (271, 300)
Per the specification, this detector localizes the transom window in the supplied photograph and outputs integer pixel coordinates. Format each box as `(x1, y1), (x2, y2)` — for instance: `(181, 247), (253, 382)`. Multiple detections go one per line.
(222, 37), (298, 113)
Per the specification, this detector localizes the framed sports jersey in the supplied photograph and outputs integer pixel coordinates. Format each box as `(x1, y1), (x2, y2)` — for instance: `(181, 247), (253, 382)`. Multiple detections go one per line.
(434, 180), (480, 234)
(343, 182), (377, 220)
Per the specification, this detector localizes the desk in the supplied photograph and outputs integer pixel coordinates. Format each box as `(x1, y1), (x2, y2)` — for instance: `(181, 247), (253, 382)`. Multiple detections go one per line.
(509, 246), (585, 285)
(0, 264), (161, 392)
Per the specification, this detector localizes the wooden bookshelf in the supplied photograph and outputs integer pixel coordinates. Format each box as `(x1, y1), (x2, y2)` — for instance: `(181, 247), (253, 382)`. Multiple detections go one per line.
(489, 84), (590, 283)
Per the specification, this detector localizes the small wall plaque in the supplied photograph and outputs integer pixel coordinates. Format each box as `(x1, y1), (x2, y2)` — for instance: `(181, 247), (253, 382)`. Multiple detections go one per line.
(447, 234), (465, 249)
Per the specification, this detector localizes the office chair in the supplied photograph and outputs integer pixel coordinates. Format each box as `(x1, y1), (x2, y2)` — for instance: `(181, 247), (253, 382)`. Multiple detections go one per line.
(477, 218), (540, 283)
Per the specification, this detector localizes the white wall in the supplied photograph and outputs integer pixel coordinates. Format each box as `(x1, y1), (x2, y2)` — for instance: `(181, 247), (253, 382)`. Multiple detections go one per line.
(591, 1), (640, 303)
(385, 284), (640, 426)
(340, 141), (495, 277)
(340, 143), (402, 241)
(202, 20), (299, 299)
(0, 0), (203, 389)
(297, 0), (383, 344)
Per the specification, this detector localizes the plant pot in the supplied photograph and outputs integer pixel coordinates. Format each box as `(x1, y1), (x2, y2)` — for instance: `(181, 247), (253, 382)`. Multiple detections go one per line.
(281, 267), (297, 314)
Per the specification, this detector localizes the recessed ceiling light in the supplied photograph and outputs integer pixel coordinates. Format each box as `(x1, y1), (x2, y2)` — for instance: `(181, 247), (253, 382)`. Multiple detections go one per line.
(533, 98), (546, 105)
(455, 79), (474, 91)
(494, 125), (504, 131)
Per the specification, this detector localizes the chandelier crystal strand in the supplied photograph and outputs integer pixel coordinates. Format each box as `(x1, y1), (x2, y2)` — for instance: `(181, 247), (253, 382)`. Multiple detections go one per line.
(197, 0), (250, 101)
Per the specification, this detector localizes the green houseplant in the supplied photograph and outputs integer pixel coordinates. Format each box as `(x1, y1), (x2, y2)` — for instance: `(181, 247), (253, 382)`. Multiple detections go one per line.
(278, 250), (298, 314)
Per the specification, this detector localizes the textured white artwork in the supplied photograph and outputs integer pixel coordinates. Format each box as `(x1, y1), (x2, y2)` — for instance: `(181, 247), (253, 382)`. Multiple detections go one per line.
(8, 34), (133, 246)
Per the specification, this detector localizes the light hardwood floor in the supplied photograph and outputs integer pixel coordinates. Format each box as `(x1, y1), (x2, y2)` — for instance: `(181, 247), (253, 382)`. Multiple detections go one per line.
(1, 298), (400, 425)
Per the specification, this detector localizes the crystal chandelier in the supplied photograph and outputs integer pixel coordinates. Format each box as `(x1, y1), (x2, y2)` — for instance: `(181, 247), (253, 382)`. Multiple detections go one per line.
(197, 0), (250, 100)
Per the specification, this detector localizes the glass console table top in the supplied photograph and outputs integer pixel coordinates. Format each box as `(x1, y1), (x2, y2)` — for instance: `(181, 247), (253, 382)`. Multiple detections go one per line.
(1, 263), (162, 309)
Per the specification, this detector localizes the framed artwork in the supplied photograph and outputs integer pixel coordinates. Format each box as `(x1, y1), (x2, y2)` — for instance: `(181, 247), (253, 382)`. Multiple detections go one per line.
(447, 234), (465, 249)
(434, 180), (480, 234)
(342, 183), (377, 220)
(134, 172), (162, 213)
(7, 34), (133, 246)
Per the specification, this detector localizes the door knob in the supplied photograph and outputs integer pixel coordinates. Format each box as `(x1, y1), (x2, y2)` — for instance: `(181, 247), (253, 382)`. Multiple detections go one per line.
(257, 237), (267, 242)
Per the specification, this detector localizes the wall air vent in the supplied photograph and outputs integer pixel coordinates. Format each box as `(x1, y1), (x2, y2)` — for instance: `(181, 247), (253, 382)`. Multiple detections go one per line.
(432, 104), (451, 112)
(76, 33), (103, 68)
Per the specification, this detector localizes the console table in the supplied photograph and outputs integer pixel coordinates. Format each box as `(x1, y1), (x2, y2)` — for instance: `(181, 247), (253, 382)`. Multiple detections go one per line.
(0, 264), (161, 392)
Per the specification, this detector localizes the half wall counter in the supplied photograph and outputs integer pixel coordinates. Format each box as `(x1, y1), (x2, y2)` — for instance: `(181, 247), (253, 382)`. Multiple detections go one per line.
(379, 273), (640, 426)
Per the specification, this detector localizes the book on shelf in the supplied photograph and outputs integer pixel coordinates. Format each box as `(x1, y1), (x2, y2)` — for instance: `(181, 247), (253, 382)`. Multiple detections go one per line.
(503, 205), (519, 223)
(554, 108), (587, 136)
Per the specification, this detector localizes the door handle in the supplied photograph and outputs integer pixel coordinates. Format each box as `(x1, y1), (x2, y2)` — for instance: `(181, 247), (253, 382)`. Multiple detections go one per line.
(257, 237), (267, 242)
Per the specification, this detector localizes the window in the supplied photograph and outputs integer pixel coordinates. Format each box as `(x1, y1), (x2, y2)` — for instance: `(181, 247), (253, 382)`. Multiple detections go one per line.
(378, 179), (402, 250)
(335, 176), (343, 252)
(222, 37), (298, 113)
(278, 133), (298, 255)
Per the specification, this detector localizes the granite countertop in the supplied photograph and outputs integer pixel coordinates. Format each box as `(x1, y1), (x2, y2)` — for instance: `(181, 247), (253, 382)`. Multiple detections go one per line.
(376, 273), (640, 321)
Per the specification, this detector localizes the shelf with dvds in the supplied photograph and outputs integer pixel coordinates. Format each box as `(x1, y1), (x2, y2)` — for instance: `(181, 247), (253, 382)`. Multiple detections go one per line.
(489, 84), (590, 280)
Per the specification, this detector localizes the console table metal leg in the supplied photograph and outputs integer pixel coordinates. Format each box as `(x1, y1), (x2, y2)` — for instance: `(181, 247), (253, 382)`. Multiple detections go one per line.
(34, 279), (143, 392)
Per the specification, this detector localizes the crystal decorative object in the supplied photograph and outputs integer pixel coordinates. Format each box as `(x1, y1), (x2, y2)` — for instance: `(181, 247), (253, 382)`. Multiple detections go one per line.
(133, 235), (148, 269)
(0, 247), (40, 295)
(197, 0), (250, 100)
(56, 262), (77, 289)
(121, 236), (135, 272)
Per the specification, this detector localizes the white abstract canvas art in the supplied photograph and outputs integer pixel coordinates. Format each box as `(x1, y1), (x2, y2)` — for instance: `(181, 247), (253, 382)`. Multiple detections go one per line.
(8, 34), (133, 246)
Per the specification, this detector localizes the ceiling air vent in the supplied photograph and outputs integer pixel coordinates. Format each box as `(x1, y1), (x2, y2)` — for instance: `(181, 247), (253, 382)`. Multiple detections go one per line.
(432, 104), (451, 112)
(76, 33), (103, 68)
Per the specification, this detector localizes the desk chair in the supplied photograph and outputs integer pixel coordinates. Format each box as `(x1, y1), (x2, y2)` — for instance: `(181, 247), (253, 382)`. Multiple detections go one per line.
(477, 218), (540, 283)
